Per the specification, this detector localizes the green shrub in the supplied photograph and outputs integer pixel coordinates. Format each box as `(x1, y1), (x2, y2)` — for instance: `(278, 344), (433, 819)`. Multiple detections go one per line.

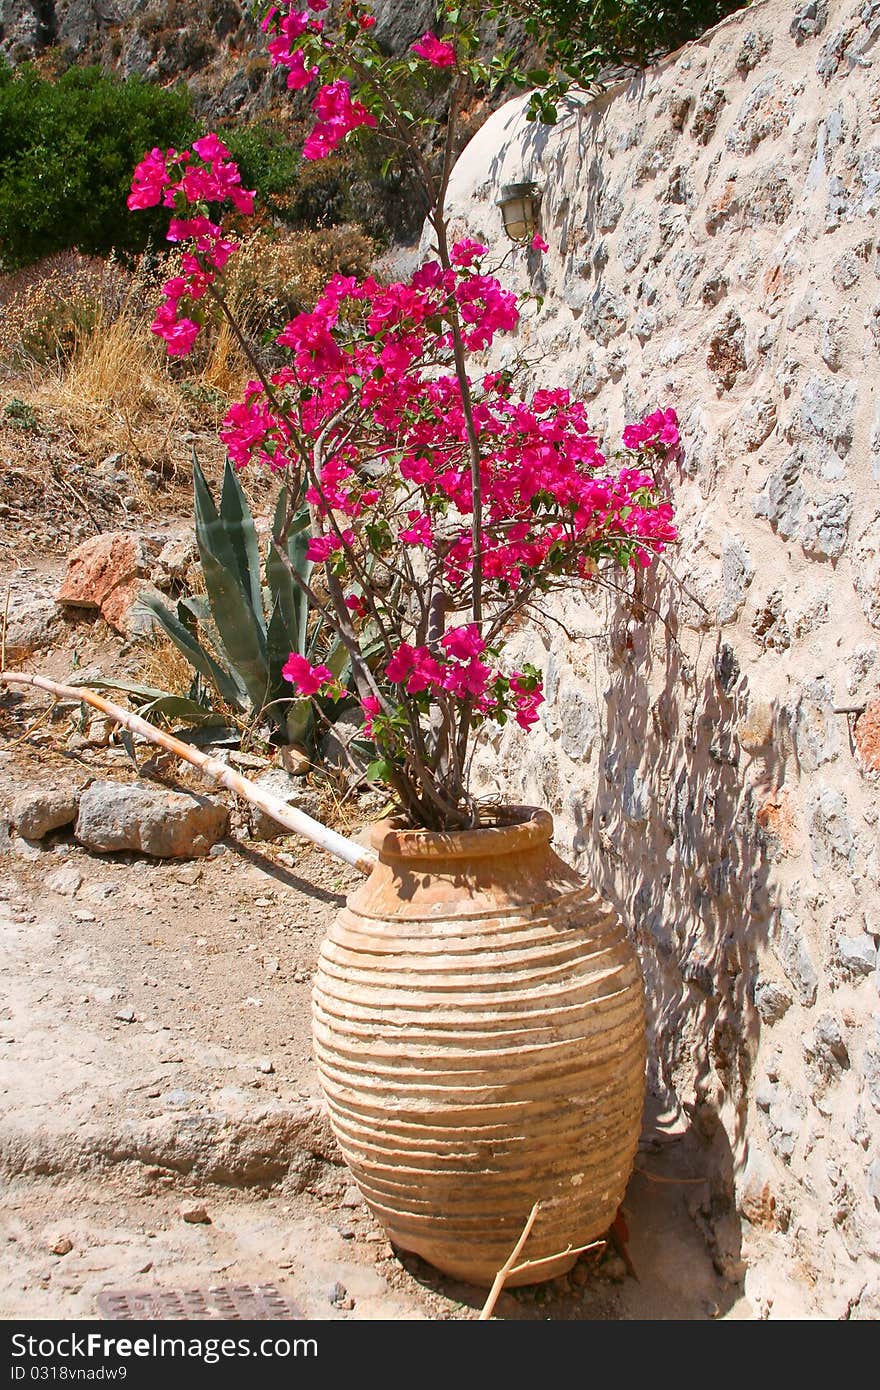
(0, 62), (196, 270)
(495, 0), (751, 110)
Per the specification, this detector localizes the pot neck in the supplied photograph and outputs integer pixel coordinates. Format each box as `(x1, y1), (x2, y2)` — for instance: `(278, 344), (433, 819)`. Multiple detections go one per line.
(370, 806), (553, 866)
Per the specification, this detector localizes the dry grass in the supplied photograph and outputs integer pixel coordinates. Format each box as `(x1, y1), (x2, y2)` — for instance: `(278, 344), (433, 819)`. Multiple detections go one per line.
(137, 630), (205, 700)
(0, 226), (380, 531)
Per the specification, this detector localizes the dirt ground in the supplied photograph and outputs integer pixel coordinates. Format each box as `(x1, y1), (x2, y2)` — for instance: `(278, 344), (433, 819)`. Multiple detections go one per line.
(0, 507), (761, 1322)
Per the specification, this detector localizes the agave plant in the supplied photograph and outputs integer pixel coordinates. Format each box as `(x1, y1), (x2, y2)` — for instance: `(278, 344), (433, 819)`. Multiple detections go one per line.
(138, 454), (348, 746)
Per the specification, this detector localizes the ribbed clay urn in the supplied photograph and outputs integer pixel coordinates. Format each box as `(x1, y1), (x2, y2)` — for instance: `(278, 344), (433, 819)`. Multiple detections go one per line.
(311, 806), (646, 1288)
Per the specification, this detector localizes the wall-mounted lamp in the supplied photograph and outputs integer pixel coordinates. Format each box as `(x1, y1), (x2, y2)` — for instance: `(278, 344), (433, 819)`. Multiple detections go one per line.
(495, 181), (542, 242)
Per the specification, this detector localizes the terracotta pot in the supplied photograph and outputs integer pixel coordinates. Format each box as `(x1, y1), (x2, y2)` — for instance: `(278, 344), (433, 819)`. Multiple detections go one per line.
(312, 806), (645, 1288)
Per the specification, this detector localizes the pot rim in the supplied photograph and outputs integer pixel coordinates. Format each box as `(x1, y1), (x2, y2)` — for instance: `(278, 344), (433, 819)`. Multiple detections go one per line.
(371, 804), (553, 861)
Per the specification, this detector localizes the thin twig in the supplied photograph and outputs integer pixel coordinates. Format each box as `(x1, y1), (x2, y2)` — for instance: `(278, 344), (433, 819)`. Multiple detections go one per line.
(478, 1202), (541, 1321)
(0, 589), (9, 672)
(0, 671), (377, 875)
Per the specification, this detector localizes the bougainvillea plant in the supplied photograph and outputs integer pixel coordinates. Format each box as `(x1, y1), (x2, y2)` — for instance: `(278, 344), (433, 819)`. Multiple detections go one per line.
(129, 0), (679, 830)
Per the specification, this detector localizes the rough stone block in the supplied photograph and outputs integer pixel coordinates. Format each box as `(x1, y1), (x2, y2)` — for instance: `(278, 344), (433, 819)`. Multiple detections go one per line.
(10, 787), (80, 841)
(75, 782), (228, 858)
(773, 908), (819, 1006)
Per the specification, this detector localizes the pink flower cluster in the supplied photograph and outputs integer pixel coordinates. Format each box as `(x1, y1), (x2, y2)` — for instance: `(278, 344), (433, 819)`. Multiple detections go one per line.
(411, 32), (457, 67)
(303, 79), (377, 161)
(509, 673), (544, 730)
(261, 7), (379, 160)
(264, 5), (323, 88)
(622, 407), (680, 452)
(129, 135), (255, 355)
(281, 653), (335, 697)
(382, 626), (503, 710)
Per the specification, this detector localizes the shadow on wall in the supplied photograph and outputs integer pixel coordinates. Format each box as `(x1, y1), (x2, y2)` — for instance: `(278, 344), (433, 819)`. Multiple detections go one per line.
(565, 564), (788, 1274)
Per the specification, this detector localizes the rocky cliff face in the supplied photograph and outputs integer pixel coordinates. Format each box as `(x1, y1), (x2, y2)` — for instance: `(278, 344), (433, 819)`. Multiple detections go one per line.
(0, 1), (508, 120)
(446, 0), (880, 1319)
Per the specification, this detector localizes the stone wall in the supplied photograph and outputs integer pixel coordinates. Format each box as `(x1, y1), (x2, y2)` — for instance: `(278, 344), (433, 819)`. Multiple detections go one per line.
(444, 0), (880, 1318)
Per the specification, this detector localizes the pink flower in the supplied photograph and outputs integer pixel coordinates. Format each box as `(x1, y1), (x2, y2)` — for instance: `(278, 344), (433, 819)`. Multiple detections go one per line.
(306, 534), (340, 561)
(192, 133), (232, 162)
(400, 511), (433, 546)
(510, 673), (545, 730)
(622, 407), (679, 452)
(385, 644), (416, 684)
(303, 80), (377, 161)
(531, 233), (549, 253)
(406, 649), (445, 694)
(451, 239), (488, 267)
(411, 32), (456, 67)
(441, 624), (485, 661)
(128, 148), (171, 209)
(282, 653), (334, 696)
(361, 694), (381, 736)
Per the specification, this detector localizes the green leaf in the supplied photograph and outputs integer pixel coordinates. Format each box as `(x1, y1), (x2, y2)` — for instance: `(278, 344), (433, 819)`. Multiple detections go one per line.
(67, 674), (178, 701)
(365, 758), (394, 784)
(138, 695), (228, 726)
(135, 590), (247, 709)
(198, 544), (270, 715)
(219, 457), (265, 625)
(266, 490), (312, 659)
(284, 698), (313, 747)
(118, 728), (139, 772)
(192, 451), (264, 633)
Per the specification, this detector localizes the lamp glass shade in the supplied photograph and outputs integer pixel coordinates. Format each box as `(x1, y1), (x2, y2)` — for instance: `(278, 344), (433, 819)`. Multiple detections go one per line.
(496, 182), (540, 242)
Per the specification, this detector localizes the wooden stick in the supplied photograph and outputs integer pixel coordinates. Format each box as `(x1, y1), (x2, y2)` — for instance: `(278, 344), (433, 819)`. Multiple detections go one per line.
(0, 670), (378, 876)
(478, 1202), (541, 1320)
(508, 1237), (604, 1277)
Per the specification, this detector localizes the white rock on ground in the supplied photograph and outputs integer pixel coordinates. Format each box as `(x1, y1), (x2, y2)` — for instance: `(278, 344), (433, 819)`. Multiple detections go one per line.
(75, 781), (228, 858)
(10, 786), (80, 840)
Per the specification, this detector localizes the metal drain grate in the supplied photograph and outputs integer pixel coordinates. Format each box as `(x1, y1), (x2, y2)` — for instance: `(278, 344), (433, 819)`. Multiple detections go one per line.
(97, 1284), (304, 1321)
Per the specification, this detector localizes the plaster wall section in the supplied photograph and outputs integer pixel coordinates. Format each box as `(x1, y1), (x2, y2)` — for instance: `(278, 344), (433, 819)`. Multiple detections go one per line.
(445, 0), (880, 1318)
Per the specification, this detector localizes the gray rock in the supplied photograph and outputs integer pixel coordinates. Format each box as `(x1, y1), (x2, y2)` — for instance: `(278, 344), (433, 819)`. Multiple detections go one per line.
(371, 0), (436, 52)
(726, 74), (793, 155)
(803, 1014), (850, 1080)
(151, 534), (197, 592)
(596, 193), (622, 233)
(854, 513), (880, 630)
(691, 83), (726, 145)
(736, 31), (773, 74)
(860, 1028), (880, 1113)
(559, 688), (597, 761)
(837, 935), (877, 977)
(320, 709), (369, 779)
(75, 782), (228, 858)
(10, 787), (80, 841)
(2, 589), (62, 661)
(800, 493), (852, 560)
(736, 393), (777, 451)
(621, 765), (649, 827)
(247, 768), (324, 841)
(849, 1102), (872, 1149)
(755, 981), (793, 1025)
(790, 2), (828, 44)
(800, 375), (856, 457)
(826, 175), (851, 230)
(718, 538), (755, 624)
(617, 207), (653, 272)
(44, 864), (84, 897)
(773, 908), (819, 1006)
(809, 787), (855, 870)
(755, 1081), (804, 1162)
(587, 287), (629, 346)
(793, 677), (840, 771)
